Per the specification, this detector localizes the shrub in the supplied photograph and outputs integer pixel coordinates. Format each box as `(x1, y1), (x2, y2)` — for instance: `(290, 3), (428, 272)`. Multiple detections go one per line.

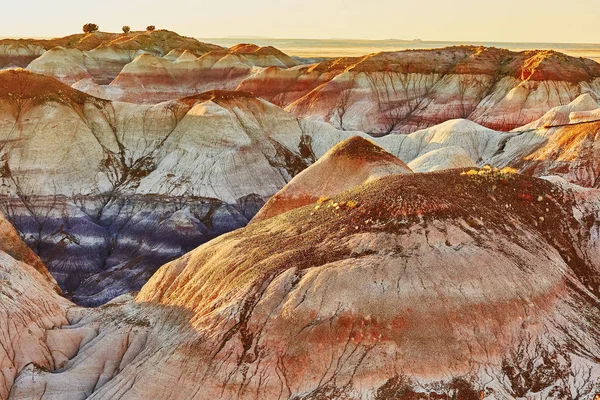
(461, 166), (519, 181)
(82, 23), (99, 34)
(146, 25), (156, 32)
(122, 26), (131, 34)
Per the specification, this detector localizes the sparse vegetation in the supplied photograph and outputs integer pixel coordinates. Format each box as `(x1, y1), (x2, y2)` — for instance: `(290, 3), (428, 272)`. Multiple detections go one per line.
(82, 23), (99, 34)
(122, 25), (131, 34)
(316, 196), (330, 205)
(314, 197), (359, 212)
(146, 25), (156, 32)
(461, 165), (519, 182)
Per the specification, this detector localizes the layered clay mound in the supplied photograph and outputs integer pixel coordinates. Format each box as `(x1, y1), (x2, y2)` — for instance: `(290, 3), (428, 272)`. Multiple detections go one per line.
(513, 119), (600, 187)
(229, 43), (262, 53)
(0, 33), (93, 69)
(0, 214), (70, 399)
(108, 45), (300, 103)
(174, 50), (199, 62)
(374, 118), (508, 167)
(96, 29), (222, 54)
(2, 30), (220, 56)
(26, 47), (94, 85)
(5, 171), (600, 399)
(373, 114), (600, 188)
(516, 49), (600, 81)
(252, 136), (412, 222)
(0, 68), (91, 106)
(0, 211), (58, 291)
(0, 73), (372, 305)
(367, 114), (600, 188)
(229, 43), (300, 68)
(407, 145), (477, 172)
(128, 170), (600, 399)
(5, 69), (600, 308)
(518, 93), (600, 129)
(8, 30), (223, 85)
(236, 46), (600, 133)
(0, 41), (45, 69)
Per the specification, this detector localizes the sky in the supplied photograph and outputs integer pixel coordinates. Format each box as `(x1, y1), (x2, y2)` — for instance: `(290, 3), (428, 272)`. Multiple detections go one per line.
(1, 0), (598, 43)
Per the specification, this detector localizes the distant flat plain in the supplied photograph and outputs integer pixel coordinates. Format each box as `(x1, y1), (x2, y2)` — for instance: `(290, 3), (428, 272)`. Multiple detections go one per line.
(200, 37), (600, 62)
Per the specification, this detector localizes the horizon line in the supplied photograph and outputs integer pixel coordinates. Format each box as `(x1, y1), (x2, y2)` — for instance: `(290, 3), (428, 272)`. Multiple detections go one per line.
(1, 32), (600, 47)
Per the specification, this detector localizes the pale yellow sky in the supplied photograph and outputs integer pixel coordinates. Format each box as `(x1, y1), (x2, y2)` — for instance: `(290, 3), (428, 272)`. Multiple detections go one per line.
(1, 0), (598, 43)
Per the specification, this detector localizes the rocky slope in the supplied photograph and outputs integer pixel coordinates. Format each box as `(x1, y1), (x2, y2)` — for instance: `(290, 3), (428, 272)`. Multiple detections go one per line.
(3, 132), (600, 398)
(5, 32), (600, 135)
(9, 30), (222, 84)
(3, 69), (600, 306)
(0, 70), (368, 305)
(238, 46), (600, 133)
(97, 45), (300, 103)
(252, 136), (412, 222)
(6, 169), (599, 399)
(0, 212), (70, 399)
(358, 96), (600, 188)
(6, 32), (600, 399)
(132, 169), (600, 399)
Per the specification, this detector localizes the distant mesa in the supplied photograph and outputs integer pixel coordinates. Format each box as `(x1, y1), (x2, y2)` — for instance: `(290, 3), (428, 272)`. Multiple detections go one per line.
(1, 30), (223, 84)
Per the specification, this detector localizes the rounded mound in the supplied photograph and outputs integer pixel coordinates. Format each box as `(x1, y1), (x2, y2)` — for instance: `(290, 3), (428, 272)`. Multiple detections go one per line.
(137, 169), (600, 398)
(252, 136), (412, 222)
(0, 69), (92, 105)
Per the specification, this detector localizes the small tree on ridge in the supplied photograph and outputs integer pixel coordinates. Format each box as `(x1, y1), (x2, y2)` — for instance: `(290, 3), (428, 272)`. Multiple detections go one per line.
(83, 23), (99, 34)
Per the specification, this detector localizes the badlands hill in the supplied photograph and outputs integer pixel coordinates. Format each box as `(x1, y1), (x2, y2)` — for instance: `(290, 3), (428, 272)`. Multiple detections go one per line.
(0, 70), (367, 305)
(357, 95), (600, 188)
(6, 29), (600, 400)
(105, 44), (301, 102)
(5, 167), (600, 399)
(5, 169), (598, 399)
(2, 70), (600, 306)
(0, 211), (70, 400)
(246, 46), (600, 133)
(72, 45), (600, 133)
(0, 29), (219, 56)
(253, 136), (413, 222)
(132, 169), (600, 399)
(4, 31), (600, 134)
(3, 30), (222, 84)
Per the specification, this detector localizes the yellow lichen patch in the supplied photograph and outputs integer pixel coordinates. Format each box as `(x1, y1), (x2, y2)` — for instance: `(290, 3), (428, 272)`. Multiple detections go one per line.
(346, 200), (358, 209)
(500, 167), (518, 175)
(461, 166), (519, 182)
(317, 197), (330, 205)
